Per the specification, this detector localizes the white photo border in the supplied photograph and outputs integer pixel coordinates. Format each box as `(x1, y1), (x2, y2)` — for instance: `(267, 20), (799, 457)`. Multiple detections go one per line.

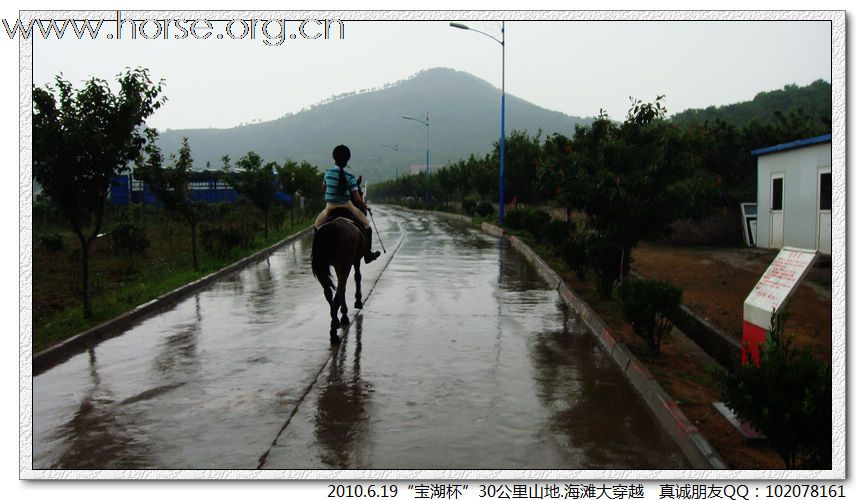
(19, 9), (847, 480)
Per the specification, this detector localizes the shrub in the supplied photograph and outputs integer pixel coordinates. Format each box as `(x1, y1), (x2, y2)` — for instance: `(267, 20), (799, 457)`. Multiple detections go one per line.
(504, 208), (551, 239)
(200, 225), (254, 258)
(504, 207), (530, 230)
(475, 201), (494, 217)
(462, 199), (477, 215)
(717, 320), (831, 469)
(37, 232), (64, 252)
(557, 231), (589, 280)
(542, 219), (572, 246)
(33, 197), (61, 227)
(616, 278), (682, 354)
(586, 233), (625, 297)
(110, 206), (149, 263)
(525, 210), (552, 241)
(271, 206), (287, 230)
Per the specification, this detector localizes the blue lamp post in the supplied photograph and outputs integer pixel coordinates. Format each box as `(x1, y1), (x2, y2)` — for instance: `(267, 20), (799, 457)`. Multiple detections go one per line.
(450, 21), (505, 224)
(401, 113), (430, 209)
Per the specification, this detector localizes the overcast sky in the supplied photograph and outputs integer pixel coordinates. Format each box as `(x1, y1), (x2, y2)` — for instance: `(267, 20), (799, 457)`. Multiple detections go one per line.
(32, 17), (831, 131)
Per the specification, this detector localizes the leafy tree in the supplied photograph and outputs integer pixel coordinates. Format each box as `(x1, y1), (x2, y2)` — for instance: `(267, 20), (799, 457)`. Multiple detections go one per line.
(109, 204), (150, 270)
(558, 97), (716, 294)
(134, 134), (202, 270)
(33, 68), (165, 318)
(718, 319), (831, 469)
(276, 159), (300, 225)
(699, 108), (830, 209)
(469, 154), (497, 203)
(294, 161), (324, 215)
(453, 158), (474, 213)
(671, 80), (831, 129)
(616, 278), (682, 354)
(491, 130), (543, 206)
(222, 152), (278, 240)
(435, 164), (459, 210)
(537, 132), (578, 220)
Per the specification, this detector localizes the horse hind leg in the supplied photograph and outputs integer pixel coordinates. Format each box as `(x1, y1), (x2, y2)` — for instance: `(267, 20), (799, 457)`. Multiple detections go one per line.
(353, 263), (363, 309)
(323, 285), (340, 343)
(337, 269), (350, 326)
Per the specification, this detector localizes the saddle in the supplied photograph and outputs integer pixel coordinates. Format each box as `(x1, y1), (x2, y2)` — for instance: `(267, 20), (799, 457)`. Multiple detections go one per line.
(321, 208), (366, 241)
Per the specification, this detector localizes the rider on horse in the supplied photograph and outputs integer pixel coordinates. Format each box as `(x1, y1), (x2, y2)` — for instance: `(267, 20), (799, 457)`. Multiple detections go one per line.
(314, 145), (381, 264)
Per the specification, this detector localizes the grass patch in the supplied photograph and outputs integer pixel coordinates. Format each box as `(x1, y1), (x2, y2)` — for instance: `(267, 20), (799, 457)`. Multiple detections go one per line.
(33, 209), (314, 352)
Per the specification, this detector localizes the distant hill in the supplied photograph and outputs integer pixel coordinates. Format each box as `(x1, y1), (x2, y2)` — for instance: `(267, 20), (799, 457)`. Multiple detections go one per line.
(157, 68), (592, 182)
(670, 80), (831, 128)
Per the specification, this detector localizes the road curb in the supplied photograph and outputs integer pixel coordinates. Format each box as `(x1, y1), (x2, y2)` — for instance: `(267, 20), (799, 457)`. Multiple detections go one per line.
(480, 222), (505, 237)
(505, 232), (728, 470)
(33, 226), (314, 375)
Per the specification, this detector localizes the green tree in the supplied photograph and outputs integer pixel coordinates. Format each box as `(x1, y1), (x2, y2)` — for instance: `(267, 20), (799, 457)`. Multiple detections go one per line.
(134, 134), (202, 270)
(616, 278), (682, 354)
(537, 132), (579, 220)
(33, 69), (165, 318)
(559, 98), (715, 295)
(453, 158), (474, 213)
(275, 159), (300, 226)
(222, 152), (278, 240)
(435, 164), (459, 210)
(469, 154), (497, 203)
(491, 130), (543, 206)
(294, 161), (324, 215)
(718, 320), (831, 468)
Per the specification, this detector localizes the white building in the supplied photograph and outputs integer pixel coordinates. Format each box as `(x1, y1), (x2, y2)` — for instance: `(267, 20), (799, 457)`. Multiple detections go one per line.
(752, 134), (831, 254)
(408, 164), (445, 175)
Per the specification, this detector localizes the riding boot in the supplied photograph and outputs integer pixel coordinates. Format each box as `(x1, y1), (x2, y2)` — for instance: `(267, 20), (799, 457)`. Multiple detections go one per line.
(364, 227), (380, 263)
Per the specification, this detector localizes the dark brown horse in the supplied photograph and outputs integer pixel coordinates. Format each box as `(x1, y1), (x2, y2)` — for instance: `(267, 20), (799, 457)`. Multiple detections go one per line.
(311, 213), (366, 344)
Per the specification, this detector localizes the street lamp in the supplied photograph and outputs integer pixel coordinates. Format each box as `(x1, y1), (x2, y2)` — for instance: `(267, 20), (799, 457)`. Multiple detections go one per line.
(450, 21), (505, 224)
(401, 113), (430, 209)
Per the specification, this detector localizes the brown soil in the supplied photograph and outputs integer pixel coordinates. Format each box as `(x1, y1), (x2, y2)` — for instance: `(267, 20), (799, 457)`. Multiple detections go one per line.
(538, 241), (832, 470)
(632, 244), (832, 360)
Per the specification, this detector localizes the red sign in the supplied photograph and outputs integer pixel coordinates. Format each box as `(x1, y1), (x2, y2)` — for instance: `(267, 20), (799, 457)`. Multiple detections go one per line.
(741, 247), (817, 365)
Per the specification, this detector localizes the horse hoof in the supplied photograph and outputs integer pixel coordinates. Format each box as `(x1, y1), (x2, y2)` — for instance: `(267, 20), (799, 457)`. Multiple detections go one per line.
(330, 333), (341, 345)
(354, 301), (363, 309)
(340, 316), (350, 326)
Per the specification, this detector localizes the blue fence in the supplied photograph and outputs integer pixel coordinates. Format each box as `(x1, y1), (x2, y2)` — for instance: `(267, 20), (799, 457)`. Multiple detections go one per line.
(111, 173), (292, 207)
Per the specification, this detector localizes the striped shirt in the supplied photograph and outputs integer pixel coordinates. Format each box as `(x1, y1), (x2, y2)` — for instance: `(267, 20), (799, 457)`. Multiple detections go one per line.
(324, 165), (358, 203)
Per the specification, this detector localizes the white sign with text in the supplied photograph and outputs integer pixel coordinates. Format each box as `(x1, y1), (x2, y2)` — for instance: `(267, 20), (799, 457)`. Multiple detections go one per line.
(743, 247), (819, 330)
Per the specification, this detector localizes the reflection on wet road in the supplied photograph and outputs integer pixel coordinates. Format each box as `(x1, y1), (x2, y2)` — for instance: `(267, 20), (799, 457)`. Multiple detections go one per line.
(33, 207), (686, 469)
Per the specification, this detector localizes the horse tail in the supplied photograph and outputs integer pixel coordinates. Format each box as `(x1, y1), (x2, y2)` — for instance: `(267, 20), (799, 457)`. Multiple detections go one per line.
(311, 225), (335, 291)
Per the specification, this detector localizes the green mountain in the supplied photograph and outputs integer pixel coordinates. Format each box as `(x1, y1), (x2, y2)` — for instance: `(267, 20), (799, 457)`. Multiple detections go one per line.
(157, 67), (592, 182)
(670, 80), (831, 128)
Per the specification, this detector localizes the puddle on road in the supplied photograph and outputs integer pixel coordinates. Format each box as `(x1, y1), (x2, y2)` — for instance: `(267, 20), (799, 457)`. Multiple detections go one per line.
(33, 208), (687, 470)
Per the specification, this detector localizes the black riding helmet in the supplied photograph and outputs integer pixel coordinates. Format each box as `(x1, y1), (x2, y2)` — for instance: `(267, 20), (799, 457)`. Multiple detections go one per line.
(332, 145), (351, 167)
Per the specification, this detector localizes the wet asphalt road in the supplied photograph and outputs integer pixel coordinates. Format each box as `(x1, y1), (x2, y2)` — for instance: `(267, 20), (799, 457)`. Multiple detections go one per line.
(32, 207), (687, 470)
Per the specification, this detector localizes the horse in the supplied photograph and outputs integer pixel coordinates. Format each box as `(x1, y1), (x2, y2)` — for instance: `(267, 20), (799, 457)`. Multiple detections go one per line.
(311, 210), (367, 344)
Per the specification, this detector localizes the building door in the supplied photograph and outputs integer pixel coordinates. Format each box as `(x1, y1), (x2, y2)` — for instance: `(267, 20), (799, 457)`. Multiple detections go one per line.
(770, 174), (784, 249)
(817, 168), (831, 254)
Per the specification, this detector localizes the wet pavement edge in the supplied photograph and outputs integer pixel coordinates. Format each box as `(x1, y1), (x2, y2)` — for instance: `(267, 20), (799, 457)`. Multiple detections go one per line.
(32, 226), (314, 376)
(417, 208), (728, 470)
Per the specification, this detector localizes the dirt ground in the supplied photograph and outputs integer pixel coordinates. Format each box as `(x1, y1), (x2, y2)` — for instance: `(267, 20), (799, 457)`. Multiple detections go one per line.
(543, 241), (832, 469)
(631, 243), (833, 469)
(632, 244), (833, 360)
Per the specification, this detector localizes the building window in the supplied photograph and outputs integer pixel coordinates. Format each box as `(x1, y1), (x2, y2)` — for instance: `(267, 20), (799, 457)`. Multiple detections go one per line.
(771, 177), (783, 211)
(819, 172), (831, 211)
